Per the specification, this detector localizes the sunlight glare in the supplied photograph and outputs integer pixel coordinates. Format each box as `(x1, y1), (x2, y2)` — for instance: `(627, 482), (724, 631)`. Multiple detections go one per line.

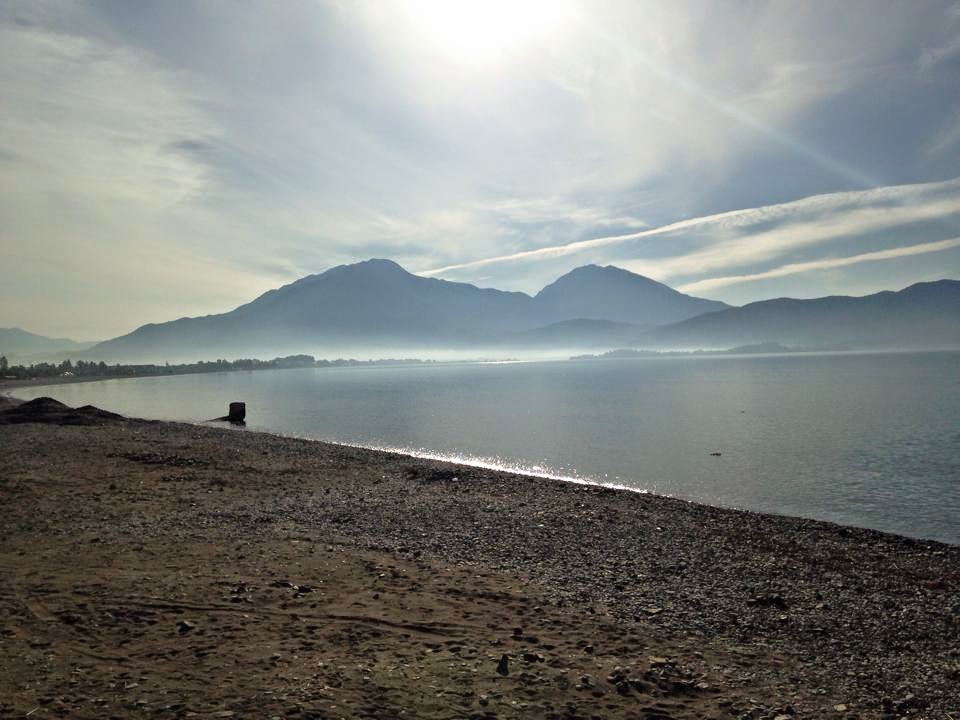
(402, 0), (574, 62)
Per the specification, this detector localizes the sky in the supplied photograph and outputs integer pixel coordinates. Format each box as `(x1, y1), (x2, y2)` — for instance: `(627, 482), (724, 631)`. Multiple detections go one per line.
(1, 0), (959, 340)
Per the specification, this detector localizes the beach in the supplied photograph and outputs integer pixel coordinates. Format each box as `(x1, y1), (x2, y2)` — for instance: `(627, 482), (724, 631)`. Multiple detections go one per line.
(1, 399), (957, 719)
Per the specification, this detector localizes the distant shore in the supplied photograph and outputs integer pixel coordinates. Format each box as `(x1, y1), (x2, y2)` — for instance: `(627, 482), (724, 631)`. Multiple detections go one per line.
(0, 354), (442, 389)
(1, 400), (957, 718)
(0, 372), (143, 391)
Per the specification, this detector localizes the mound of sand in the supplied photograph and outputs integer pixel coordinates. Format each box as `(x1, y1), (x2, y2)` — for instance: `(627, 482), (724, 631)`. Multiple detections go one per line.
(0, 396), (124, 425)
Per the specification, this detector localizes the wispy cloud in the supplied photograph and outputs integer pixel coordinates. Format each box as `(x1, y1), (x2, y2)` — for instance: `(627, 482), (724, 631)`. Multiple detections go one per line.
(2, 1), (960, 336)
(678, 237), (960, 294)
(424, 178), (960, 281)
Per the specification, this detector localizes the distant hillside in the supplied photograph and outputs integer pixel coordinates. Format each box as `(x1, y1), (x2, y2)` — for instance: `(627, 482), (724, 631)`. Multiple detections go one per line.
(87, 260), (530, 362)
(639, 280), (960, 350)
(507, 319), (650, 349)
(78, 260), (959, 363)
(85, 260), (730, 362)
(534, 264), (729, 325)
(0, 328), (95, 362)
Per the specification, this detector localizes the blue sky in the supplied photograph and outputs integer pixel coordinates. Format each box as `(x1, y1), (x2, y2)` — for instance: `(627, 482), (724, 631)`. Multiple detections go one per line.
(1, 0), (959, 338)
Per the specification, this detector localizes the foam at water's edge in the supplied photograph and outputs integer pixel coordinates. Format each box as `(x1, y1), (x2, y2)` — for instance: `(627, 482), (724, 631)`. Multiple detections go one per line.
(275, 430), (655, 495)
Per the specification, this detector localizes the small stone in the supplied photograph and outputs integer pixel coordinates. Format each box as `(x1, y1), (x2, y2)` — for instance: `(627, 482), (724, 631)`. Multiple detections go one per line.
(496, 654), (509, 676)
(833, 704), (848, 712)
(176, 620), (195, 634)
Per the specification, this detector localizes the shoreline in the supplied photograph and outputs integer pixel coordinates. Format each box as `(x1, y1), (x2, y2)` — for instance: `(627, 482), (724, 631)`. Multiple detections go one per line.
(2, 402), (958, 717)
(3, 386), (957, 548)
(3, 346), (957, 393)
(0, 373), (151, 391)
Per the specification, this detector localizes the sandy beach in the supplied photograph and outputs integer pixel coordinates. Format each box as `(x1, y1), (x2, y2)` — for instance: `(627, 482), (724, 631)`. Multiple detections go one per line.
(1, 397), (957, 719)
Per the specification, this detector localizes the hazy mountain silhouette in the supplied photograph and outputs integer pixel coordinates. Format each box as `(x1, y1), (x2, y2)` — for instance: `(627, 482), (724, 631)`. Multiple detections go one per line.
(85, 259), (728, 362)
(507, 319), (650, 349)
(534, 264), (728, 325)
(0, 327), (95, 362)
(639, 280), (960, 350)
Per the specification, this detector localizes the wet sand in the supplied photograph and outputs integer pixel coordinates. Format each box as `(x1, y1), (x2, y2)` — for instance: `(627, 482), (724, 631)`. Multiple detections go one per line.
(1, 399), (957, 719)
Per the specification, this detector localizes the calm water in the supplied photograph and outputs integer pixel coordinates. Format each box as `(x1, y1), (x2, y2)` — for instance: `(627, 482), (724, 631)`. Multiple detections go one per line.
(12, 352), (960, 544)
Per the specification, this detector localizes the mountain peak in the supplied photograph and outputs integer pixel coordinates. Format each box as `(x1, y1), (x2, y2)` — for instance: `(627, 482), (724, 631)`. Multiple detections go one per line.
(333, 258), (410, 276)
(356, 258), (405, 270)
(533, 264), (729, 325)
(541, 264), (665, 292)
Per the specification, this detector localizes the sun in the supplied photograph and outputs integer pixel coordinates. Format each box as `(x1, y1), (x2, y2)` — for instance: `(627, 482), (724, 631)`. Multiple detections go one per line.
(401, 0), (574, 63)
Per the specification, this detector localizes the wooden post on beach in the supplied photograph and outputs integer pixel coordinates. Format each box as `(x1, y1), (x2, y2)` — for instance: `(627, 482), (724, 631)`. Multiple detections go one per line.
(228, 402), (246, 423)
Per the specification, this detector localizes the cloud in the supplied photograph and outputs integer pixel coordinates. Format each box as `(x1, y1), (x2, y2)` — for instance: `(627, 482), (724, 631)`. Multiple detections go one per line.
(423, 177), (960, 279)
(0, 12), (269, 337)
(678, 237), (960, 294)
(918, 2), (960, 70)
(624, 192), (960, 281)
(925, 105), (960, 160)
(3, 1), (960, 337)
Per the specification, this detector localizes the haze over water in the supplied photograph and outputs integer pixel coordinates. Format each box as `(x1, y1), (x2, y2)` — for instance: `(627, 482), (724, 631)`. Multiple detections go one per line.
(14, 351), (960, 544)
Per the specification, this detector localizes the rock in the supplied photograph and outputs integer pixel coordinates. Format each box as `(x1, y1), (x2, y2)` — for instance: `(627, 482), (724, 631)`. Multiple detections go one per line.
(747, 594), (789, 609)
(176, 620), (195, 634)
(496, 654), (509, 676)
(833, 704), (847, 712)
(228, 402), (246, 423)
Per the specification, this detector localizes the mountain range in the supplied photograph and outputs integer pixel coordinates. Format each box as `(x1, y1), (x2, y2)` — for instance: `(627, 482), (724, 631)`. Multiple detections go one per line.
(0, 328), (95, 364)
(84, 260), (729, 362)
(6, 260), (959, 364)
(639, 279), (960, 350)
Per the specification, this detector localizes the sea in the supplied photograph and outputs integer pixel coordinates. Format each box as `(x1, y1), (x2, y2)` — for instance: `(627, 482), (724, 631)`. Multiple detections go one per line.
(12, 351), (960, 544)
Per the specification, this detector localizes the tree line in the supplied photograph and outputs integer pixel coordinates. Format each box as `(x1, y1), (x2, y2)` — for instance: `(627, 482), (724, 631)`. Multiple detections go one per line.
(0, 354), (432, 381)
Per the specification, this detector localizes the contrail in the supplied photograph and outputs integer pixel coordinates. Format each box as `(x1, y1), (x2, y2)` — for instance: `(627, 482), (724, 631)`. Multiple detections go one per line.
(420, 177), (960, 277)
(678, 237), (960, 294)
